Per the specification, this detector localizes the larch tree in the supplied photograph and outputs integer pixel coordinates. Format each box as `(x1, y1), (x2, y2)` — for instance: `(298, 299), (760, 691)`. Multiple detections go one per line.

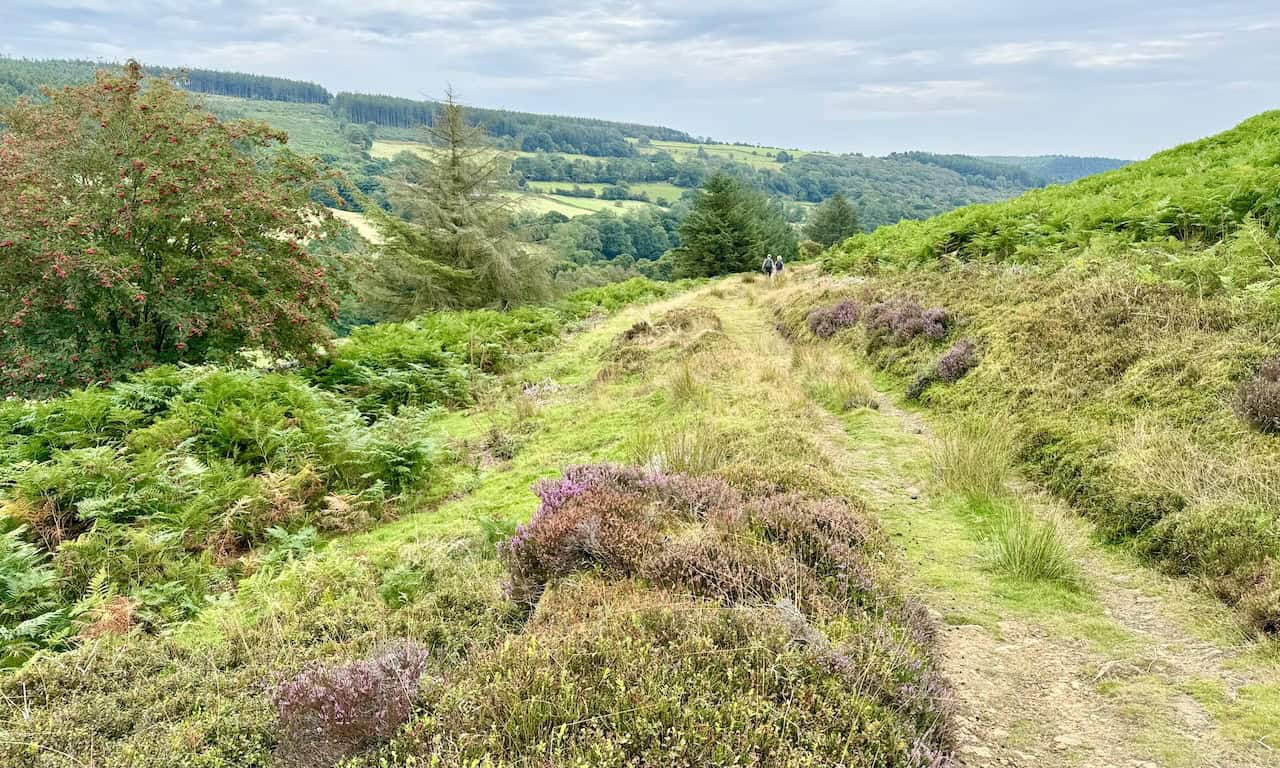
(0, 61), (340, 397)
(366, 89), (552, 317)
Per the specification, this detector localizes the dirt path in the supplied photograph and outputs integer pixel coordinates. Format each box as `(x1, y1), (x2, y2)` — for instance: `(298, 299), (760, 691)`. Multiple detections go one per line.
(707, 280), (1280, 768)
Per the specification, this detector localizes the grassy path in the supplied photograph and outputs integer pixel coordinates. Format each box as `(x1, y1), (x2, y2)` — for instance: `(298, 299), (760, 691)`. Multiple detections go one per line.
(352, 274), (1280, 767)
(716, 274), (1280, 768)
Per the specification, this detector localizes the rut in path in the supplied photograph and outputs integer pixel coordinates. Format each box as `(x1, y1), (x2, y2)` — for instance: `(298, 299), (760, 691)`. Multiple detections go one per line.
(709, 285), (1280, 768)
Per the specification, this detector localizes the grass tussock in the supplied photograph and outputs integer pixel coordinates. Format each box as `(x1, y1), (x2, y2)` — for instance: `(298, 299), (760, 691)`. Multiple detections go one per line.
(931, 416), (1016, 502)
(624, 423), (735, 475)
(982, 500), (1082, 588)
(668, 361), (704, 404)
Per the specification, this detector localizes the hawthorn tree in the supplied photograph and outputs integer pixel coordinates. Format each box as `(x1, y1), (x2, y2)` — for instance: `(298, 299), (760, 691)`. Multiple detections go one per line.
(0, 61), (340, 397)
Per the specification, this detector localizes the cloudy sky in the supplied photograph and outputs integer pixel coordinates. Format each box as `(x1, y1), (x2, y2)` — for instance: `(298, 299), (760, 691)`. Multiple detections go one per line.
(5, 1), (1278, 159)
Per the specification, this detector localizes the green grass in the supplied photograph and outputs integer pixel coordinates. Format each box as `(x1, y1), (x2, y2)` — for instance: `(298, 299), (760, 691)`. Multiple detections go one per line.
(641, 139), (813, 169)
(501, 190), (656, 218)
(984, 501), (1082, 588)
(201, 95), (351, 158)
(523, 180), (688, 202)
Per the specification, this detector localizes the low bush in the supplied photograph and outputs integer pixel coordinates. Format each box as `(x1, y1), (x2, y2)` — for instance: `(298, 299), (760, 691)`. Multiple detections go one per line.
(0, 541), (511, 767)
(1236, 357), (1280, 433)
(908, 339), (979, 401)
(935, 339), (979, 383)
(865, 298), (947, 347)
(273, 640), (429, 768)
(807, 299), (861, 339)
(0, 368), (441, 660)
(431, 465), (956, 767)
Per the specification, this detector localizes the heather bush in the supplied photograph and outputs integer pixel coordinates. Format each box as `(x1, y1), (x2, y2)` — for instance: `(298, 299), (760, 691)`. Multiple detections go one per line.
(806, 299), (861, 339)
(273, 641), (429, 768)
(422, 464), (953, 766)
(935, 339), (979, 383)
(376, 595), (947, 768)
(1236, 357), (1280, 433)
(908, 340), (979, 401)
(864, 298), (948, 346)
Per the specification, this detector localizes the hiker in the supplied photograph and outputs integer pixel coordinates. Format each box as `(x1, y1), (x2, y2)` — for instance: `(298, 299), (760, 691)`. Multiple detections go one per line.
(762, 254), (775, 280)
(773, 253), (785, 278)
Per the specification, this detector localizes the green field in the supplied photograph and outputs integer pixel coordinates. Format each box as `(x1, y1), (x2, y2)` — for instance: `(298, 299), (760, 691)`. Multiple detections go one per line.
(501, 191), (655, 218)
(200, 95), (349, 158)
(523, 180), (687, 202)
(640, 139), (814, 169)
(370, 139), (601, 165)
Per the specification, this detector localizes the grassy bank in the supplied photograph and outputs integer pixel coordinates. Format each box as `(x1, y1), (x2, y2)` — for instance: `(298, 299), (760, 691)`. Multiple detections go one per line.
(802, 110), (1280, 633)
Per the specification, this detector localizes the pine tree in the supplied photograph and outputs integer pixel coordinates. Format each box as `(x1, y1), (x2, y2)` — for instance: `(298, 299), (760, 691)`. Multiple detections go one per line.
(803, 193), (862, 247)
(366, 89), (551, 317)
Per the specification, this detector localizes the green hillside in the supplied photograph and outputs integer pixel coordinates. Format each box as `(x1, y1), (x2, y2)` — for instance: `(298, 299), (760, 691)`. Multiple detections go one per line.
(0, 56), (1130, 231)
(813, 110), (1280, 632)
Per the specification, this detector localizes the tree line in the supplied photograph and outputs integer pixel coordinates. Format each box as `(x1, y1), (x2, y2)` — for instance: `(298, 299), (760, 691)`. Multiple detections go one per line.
(331, 92), (691, 157)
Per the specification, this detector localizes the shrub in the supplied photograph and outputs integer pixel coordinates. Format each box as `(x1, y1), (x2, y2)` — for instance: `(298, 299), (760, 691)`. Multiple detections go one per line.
(908, 340), (979, 401)
(864, 298), (948, 346)
(1236, 357), (1280, 433)
(273, 641), (429, 768)
(935, 339), (979, 383)
(443, 467), (953, 768)
(807, 300), (861, 339)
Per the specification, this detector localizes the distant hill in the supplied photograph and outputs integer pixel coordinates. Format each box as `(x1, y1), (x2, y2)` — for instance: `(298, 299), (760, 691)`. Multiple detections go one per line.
(980, 154), (1131, 184)
(828, 110), (1280, 271)
(0, 56), (1132, 228)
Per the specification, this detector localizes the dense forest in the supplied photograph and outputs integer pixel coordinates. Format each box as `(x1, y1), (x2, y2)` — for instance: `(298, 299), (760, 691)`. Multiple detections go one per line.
(979, 154), (1131, 183)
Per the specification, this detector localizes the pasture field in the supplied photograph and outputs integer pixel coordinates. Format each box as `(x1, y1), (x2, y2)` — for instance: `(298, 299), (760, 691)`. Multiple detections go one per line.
(523, 180), (688, 202)
(641, 138), (815, 169)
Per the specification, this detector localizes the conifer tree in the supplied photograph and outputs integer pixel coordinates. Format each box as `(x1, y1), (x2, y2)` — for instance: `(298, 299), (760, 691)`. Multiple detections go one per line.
(672, 174), (797, 278)
(803, 193), (862, 247)
(366, 89), (551, 317)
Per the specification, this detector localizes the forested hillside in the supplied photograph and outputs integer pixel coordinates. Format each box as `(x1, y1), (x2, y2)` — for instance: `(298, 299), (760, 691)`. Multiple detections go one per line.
(980, 154), (1131, 183)
(0, 56), (1129, 233)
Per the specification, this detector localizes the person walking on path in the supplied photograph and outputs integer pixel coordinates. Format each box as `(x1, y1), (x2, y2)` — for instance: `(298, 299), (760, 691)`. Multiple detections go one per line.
(773, 253), (784, 278)
(762, 254), (775, 280)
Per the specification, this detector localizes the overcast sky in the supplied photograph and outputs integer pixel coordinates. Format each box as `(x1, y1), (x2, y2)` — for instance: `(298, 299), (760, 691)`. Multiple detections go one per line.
(5, 1), (1279, 159)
